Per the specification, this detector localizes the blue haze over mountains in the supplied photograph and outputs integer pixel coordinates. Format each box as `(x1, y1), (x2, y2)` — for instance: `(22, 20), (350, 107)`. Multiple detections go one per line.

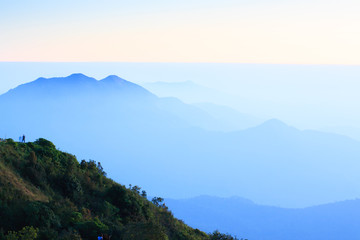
(1, 73), (360, 209)
(165, 195), (360, 240)
(2, 62), (360, 140)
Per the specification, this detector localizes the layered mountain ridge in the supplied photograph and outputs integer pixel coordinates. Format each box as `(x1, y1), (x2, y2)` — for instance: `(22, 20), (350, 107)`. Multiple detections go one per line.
(166, 195), (360, 240)
(0, 74), (359, 208)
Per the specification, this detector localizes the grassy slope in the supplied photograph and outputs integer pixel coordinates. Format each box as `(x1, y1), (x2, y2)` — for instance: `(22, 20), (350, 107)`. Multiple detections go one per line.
(0, 138), (217, 240)
(0, 161), (48, 202)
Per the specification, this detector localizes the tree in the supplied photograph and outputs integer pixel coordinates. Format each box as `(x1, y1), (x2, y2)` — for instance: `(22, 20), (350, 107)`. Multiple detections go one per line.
(152, 197), (164, 207)
(5, 226), (38, 240)
(209, 230), (242, 240)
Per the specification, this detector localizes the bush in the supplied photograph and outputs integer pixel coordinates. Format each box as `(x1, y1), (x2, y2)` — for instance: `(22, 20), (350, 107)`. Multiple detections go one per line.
(34, 138), (55, 149)
(5, 226), (38, 240)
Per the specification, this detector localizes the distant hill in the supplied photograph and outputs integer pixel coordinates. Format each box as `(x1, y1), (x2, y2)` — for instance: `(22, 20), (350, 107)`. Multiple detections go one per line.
(319, 125), (360, 142)
(0, 139), (239, 240)
(1, 74), (360, 208)
(141, 81), (262, 130)
(193, 102), (262, 131)
(141, 80), (241, 109)
(166, 195), (360, 240)
(141, 80), (217, 103)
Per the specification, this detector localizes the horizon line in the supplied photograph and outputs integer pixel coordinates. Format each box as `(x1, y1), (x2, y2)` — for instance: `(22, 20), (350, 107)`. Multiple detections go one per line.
(1, 61), (360, 67)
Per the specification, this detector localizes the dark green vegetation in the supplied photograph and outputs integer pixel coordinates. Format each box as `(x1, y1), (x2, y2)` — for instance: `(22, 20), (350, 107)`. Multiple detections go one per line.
(0, 138), (241, 240)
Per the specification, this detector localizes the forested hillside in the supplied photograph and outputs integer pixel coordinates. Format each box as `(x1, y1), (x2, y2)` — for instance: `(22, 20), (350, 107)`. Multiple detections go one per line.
(0, 138), (240, 240)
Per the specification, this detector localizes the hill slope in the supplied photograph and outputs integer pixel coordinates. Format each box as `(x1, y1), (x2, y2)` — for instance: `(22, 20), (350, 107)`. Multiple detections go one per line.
(0, 139), (238, 240)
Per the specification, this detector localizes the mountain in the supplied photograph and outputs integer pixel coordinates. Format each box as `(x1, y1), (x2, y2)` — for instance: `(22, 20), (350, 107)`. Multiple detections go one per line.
(0, 73), (243, 133)
(141, 81), (239, 108)
(165, 195), (360, 240)
(2, 73), (156, 106)
(0, 139), (238, 240)
(155, 97), (257, 132)
(193, 102), (263, 131)
(141, 81), (262, 130)
(141, 81), (216, 103)
(319, 125), (360, 141)
(1, 74), (360, 208)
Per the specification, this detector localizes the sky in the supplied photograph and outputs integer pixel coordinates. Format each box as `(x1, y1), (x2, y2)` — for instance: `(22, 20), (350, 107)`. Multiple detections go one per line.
(1, 0), (360, 64)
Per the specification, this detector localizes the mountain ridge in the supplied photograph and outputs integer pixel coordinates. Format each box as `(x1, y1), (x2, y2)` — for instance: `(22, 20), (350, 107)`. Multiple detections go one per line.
(2, 73), (153, 99)
(165, 195), (360, 240)
(1, 74), (360, 208)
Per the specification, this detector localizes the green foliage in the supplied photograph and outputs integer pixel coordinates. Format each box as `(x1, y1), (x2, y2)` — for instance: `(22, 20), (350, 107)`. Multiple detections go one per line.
(209, 230), (244, 240)
(122, 222), (169, 240)
(152, 196), (166, 208)
(5, 226), (38, 240)
(0, 139), (242, 240)
(33, 138), (56, 150)
(75, 217), (109, 239)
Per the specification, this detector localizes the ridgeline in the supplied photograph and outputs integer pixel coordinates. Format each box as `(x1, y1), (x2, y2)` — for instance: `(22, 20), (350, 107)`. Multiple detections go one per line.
(0, 138), (241, 240)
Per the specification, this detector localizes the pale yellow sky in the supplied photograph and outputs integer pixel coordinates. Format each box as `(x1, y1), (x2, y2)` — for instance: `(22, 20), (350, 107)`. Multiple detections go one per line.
(1, 0), (359, 64)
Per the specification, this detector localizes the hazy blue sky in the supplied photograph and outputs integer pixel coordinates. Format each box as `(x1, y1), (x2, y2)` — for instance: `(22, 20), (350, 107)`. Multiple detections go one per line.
(1, 0), (360, 64)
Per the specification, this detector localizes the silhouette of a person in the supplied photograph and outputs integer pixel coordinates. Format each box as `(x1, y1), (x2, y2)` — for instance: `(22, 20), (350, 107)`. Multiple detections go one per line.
(22, 134), (25, 143)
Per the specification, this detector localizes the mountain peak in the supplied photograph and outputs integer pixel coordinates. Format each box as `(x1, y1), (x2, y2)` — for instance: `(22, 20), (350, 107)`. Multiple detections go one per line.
(244, 118), (295, 134)
(101, 75), (126, 83)
(260, 118), (289, 129)
(48, 73), (98, 87)
(31, 73), (94, 84)
(99, 75), (130, 88)
(67, 73), (91, 79)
